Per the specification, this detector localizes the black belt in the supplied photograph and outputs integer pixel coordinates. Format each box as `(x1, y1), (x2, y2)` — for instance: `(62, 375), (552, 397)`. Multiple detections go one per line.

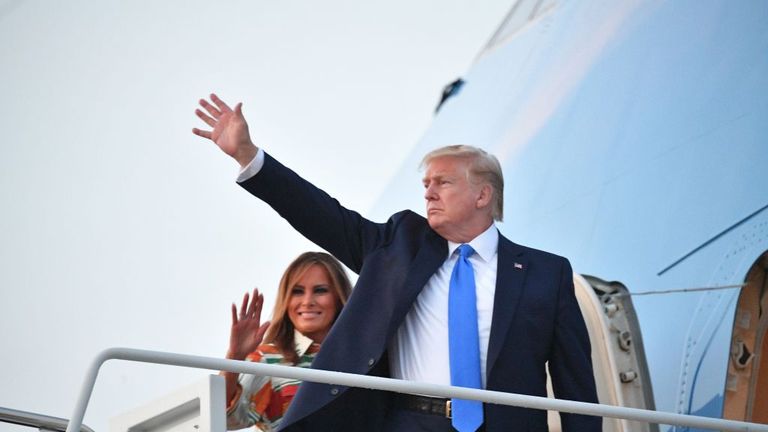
(393, 394), (453, 418)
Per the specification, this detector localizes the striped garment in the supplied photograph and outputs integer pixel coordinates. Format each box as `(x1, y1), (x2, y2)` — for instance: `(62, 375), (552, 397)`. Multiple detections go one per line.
(226, 331), (319, 431)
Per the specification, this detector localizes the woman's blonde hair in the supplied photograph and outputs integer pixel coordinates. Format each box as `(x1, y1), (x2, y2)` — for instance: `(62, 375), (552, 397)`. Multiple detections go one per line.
(264, 251), (352, 364)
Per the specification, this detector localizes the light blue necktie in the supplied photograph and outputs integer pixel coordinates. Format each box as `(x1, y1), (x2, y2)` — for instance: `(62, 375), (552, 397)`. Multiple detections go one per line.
(448, 244), (484, 432)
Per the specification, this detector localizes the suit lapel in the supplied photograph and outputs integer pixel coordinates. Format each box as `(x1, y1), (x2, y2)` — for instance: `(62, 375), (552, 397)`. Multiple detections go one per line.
(486, 235), (528, 378)
(388, 228), (446, 336)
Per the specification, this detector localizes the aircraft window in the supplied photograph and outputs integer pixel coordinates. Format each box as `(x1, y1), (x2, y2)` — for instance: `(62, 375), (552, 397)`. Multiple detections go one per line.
(485, 0), (557, 49)
(723, 250), (768, 423)
(434, 78), (465, 113)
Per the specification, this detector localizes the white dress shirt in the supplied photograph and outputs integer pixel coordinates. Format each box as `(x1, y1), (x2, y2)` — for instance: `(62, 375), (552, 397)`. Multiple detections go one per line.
(388, 224), (498, 388)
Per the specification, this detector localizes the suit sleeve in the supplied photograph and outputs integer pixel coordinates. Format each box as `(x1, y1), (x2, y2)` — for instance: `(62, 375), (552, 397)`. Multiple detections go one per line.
(548, 258), (602, 431)
(238, 152), (386, 273)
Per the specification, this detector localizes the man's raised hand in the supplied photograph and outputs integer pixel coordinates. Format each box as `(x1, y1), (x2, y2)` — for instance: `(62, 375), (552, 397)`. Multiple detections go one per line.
(193, 93), (258, 168)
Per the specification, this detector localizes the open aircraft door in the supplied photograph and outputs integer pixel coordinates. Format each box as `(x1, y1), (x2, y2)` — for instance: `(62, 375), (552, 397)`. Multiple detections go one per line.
(724, 250), (768, 424)
(547, 274), (658, 432)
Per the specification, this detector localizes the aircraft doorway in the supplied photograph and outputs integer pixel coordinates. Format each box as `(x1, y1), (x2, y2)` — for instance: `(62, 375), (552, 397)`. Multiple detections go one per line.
(547, 274), (657, 432)
(724, 250), (768, 423)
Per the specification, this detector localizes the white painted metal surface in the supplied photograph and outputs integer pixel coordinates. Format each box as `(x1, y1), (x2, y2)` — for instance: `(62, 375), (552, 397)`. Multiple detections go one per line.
(66, 347), (768, 432)
(110, 375), (225, 432)
(0, 406), (94, 432)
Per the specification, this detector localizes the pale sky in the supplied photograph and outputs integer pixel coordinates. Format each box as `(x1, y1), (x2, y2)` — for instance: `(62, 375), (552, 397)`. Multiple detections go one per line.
(0, 1), (512, 430)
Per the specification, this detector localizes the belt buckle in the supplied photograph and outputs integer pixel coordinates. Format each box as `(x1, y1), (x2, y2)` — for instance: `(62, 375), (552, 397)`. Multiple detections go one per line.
(445, 399), (452, 419)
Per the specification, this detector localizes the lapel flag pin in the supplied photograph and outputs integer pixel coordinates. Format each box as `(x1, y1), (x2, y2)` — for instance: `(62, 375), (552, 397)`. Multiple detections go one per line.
(514, 262), (523, 270)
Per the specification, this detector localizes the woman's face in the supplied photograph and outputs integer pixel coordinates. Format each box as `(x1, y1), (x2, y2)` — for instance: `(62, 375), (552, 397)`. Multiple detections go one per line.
(287, 264), (340, 343)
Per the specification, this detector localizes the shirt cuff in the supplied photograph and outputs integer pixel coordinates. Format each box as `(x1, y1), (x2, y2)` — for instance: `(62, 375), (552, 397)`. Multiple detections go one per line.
(236, 148), (265, 183)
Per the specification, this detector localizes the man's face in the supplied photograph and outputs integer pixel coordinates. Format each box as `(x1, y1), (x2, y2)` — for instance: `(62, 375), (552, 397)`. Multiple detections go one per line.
(422, 156), (484, 240)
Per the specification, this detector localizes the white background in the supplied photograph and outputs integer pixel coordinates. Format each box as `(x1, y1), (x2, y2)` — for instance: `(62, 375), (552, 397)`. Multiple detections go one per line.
(0, 0), (511, 430)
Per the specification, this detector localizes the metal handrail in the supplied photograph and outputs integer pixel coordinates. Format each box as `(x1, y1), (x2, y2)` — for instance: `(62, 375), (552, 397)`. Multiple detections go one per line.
(1, 406), (94, 432)
(67, 347), (768, 432)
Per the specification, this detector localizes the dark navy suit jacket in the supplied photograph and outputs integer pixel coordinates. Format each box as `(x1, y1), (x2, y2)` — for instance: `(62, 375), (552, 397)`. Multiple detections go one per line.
(240, 153), (600, 431)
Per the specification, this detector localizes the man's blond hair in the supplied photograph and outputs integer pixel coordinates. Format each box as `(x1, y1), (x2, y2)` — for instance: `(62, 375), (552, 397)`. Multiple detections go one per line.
(420, 145), (504, 221)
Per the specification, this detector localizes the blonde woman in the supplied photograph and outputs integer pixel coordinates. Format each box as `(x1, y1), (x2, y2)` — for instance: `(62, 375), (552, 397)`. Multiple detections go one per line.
(223, 252), (352, 431)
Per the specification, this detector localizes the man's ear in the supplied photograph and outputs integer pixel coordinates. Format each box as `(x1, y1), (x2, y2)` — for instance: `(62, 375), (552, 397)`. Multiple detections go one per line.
(476, 184), (493, 210)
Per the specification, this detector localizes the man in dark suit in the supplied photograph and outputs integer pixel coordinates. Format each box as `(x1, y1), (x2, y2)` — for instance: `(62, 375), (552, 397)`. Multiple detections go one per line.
(193, 94), (600, 432)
